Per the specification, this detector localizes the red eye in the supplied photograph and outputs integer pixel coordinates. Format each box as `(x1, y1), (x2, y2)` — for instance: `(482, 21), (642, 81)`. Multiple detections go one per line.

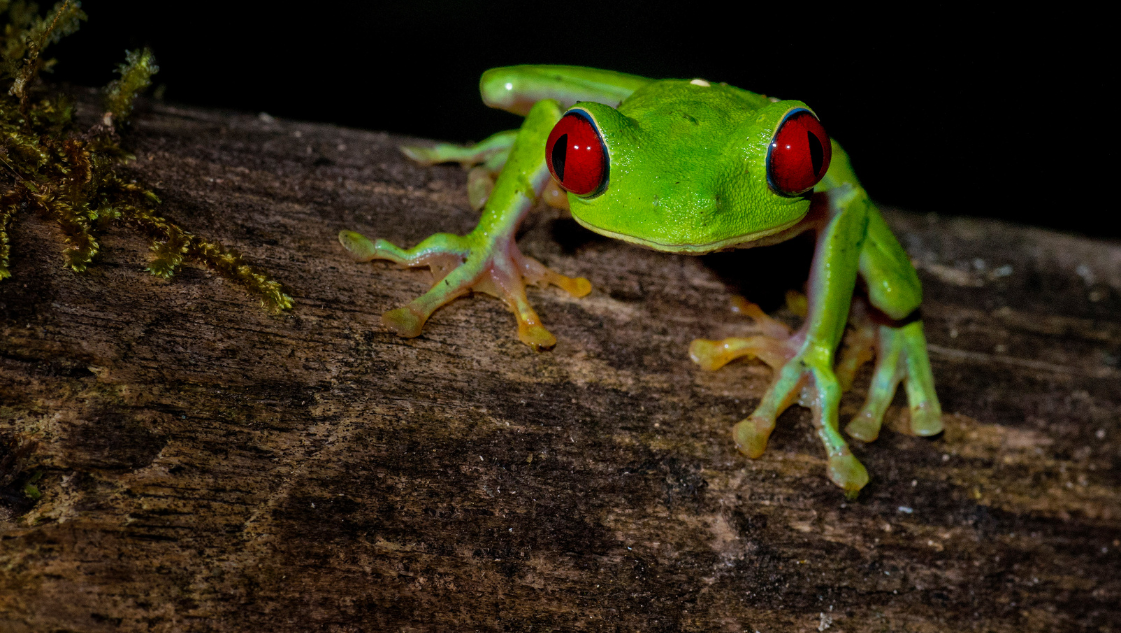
(767, 109), (832, 196)
(546, 111), (608, 196)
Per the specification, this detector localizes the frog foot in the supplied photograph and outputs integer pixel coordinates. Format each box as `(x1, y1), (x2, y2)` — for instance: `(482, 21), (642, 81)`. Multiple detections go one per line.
(688, 296), (801, 372)
(401, 132), (520, 211)
(401, 146), (569, 214)
(843, 319), (943, 442)
(690, 297), (868, 493)
(339, 229), (590, 350)
(739, 345), (870, 493)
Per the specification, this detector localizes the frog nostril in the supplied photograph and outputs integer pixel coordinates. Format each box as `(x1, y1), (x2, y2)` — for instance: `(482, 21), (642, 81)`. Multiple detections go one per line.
(552, 133), (567, 181)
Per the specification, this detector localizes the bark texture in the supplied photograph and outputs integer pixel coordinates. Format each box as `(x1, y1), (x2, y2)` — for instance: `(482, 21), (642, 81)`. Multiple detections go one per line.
(1, 100), (1119, 632)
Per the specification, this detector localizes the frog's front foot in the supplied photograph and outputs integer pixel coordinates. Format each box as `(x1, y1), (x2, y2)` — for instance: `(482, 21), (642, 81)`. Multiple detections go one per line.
(690, 297), (943, 493)
(690, 297), (868, 492)
(738, 345), (870, 492)
(339, 229), (590, 350)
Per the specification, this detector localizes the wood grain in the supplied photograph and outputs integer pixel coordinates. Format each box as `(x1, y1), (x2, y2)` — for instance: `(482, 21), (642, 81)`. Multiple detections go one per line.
(1, 100), (1119, 632)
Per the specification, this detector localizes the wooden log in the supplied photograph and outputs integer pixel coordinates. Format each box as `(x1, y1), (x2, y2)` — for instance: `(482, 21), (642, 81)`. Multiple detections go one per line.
(1, 100), (1119, 632)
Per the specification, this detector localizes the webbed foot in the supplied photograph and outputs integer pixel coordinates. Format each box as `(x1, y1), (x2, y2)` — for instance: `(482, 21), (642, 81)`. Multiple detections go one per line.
(689, 296), (799, 372)
(690, 295), (942, 493)
(690, 297), (869, 492)
(339, 229), (590, 350)
(735, 341), (870, 492)
(843, 319), (943, 442)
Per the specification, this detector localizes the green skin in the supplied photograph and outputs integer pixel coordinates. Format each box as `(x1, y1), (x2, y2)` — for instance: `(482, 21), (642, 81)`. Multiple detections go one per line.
(339, 66), (943, 493)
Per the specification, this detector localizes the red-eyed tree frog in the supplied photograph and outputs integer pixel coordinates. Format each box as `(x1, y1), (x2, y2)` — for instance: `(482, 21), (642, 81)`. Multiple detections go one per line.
(339, 66), (943, 493)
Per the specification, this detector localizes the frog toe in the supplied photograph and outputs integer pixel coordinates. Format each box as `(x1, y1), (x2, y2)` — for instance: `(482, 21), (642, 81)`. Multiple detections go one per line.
(845, 319), (943, 441)
(898, 322), (943, 436)
(399, 141), (488, 168)
(399, 144), (442, 166)
(690, 299), (797, 371)
(907, 402), (943, 437)
(400, 130), (518, 169)
(690, 336), (795, 371)
(518, 322), (557, 351)
(343, 222), (588, 348)
(338, 230), (380, 261)
(828, 452), (870, 492)
(845, 411), (884, 443)
(382, 306), (427, 338)
(467, 166), (496, 210)
(732, 415), (775, 459)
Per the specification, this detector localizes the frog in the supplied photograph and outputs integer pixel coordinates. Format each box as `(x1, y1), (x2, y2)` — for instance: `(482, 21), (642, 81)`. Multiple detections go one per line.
(338, 65), (942, 493)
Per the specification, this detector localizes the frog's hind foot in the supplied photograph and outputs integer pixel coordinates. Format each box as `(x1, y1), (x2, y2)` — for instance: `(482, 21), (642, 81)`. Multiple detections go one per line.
(688, 297), (799, 371)
(844, 319), (943, 442)
(400, 130), (518, 168)
(401, 131), (519, 211)
(338, 229), (590, 350)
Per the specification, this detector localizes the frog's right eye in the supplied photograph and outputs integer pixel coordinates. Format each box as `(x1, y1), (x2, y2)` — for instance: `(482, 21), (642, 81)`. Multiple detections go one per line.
(546, 111), (608, 196)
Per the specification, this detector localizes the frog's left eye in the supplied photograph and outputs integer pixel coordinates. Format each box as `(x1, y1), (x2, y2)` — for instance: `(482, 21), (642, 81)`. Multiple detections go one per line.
(767, 109), (832, 196)
(546, 111), (608, 196)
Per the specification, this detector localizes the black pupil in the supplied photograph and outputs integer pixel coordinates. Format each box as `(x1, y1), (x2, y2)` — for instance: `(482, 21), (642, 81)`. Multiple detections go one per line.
(552, 133), (568, 181)
(807, 130), (823, 176)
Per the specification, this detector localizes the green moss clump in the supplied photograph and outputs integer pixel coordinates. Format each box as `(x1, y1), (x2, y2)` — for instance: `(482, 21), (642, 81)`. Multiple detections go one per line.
(103, 47), (156, 125)
(0, 1), (292, 310)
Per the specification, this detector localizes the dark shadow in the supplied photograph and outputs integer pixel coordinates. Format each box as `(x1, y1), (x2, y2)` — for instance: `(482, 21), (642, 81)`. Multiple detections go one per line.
(548, 216), (612, 255)
(700, 232), (816, 311)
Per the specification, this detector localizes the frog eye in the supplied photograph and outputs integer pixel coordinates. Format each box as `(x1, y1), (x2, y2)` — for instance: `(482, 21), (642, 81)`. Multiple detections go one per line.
(767, 109), (832, 196)
(546, 111), (608, 196)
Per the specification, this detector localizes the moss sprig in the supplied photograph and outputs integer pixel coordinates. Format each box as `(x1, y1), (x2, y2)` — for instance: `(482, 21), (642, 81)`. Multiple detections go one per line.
(103, 47), (156, 126)
(1, 0), (86, 110)
(0, 2), (293, 310)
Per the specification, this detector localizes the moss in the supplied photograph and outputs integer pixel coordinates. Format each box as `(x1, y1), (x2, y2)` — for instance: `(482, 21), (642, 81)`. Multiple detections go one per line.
(103, 47), (157, 125)
(0, 1), (292, 310)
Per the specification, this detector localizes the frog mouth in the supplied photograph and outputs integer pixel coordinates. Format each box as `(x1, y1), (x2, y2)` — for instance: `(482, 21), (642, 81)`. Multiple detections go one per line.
(571, 214), (808, 255)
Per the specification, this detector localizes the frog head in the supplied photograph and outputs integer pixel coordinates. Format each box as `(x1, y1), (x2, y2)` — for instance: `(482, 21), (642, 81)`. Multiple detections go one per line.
(546, 82), (831, 254)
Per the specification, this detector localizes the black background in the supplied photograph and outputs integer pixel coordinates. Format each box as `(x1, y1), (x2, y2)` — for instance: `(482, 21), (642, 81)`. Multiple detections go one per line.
(50, 2), (1113, 237)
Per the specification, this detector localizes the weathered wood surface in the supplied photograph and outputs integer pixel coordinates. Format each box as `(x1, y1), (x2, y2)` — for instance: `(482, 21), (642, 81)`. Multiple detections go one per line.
(1, 100), (1119, 632)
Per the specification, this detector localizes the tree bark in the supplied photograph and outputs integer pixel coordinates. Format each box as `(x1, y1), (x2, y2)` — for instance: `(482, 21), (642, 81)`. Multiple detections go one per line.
(1, 100), (1119, 632)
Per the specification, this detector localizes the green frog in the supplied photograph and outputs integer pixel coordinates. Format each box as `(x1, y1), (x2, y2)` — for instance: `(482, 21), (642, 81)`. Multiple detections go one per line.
(339, 66), (942, 493)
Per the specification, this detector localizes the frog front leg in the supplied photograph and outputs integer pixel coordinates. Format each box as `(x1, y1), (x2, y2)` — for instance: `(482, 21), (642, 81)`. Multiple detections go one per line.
(692, 186), (871, 491)
(341, 66), (655, 349)
(691, 187), (943, 493)
(339, 99), (589, 350)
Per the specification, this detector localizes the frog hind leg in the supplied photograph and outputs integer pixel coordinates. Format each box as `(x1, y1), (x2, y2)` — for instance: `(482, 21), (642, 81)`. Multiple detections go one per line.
(846, 206), (943, 441)
(400, 129), (518, 168)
